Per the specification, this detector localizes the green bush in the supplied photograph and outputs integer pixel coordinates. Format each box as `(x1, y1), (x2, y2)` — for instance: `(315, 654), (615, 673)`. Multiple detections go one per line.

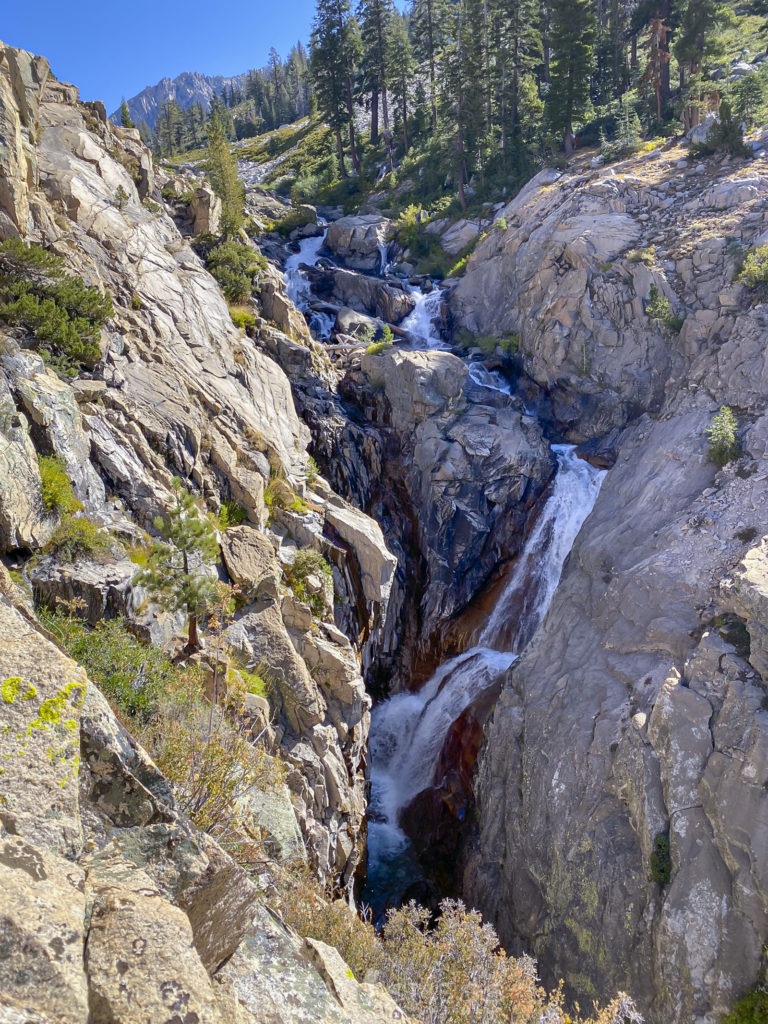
(646, 285), (684, 333)
(205, 241), (266, 304)
(737, 244), (768, 289)
(707, 405), (741, 467)
(229, 305), (256, 330)
(650, 832), (672, 885)
(365, 339), (394, 356)
(306, 455), (319, 487)
(286, 549), (333, 616)
(38, 456), (82, 515)
(269, 206), (317, 237)
(39, 611), (174, 721)
(0, 238), (112, 375)
(721, 986), (768, 1024)
(689, 101), (750, 159)
(218, 500), (248, 530)
(44, 517), (112, 563)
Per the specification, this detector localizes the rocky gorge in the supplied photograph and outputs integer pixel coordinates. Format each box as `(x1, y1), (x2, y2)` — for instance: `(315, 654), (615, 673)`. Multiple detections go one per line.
(1, 32), (768, 1024)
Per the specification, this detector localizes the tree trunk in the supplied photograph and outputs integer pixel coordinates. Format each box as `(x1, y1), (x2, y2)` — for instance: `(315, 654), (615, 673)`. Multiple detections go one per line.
(345, 75), (361, 173)
(427, 0), (438, 127)
(401, 82), (410, 153)
(188, 614), (200, 651)
(371, 84), (380, 145)
(336, 129), (348, 178)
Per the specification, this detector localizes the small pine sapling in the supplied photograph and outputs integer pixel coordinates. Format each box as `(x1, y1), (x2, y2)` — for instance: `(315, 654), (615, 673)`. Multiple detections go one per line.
(134, 478), (220, 650)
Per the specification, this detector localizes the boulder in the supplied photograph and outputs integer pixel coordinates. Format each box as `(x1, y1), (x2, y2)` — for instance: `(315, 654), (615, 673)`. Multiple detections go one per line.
(220, 524), (280, 603)
(190, 186), (222, 235)
(360, 349), (468, 434)
(325, 213), (392, 271)
(85, 884), (224, 1024)
(439, 218), (480, 256)
(0, 370), (51, 551)
(324, 499), (397, 606)
(323, 267), (415, 324)
(0, 839), (89, 1024)
(12, 357), (105, 511)
(216, 904), (409, 1024)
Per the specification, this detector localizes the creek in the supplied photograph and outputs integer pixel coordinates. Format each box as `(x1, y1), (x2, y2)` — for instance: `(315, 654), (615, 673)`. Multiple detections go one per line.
(282, 227), (606, 917)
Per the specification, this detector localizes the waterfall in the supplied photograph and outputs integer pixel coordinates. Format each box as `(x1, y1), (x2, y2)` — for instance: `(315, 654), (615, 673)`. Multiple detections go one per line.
(283, 230), (333, 340)
(401, 287), (449, 350)
(278, 227), (608, 917)
(365, 445), (606, 915)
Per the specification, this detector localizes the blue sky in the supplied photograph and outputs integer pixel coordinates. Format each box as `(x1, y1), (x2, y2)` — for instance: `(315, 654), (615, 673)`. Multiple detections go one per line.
(2, 1), (404, 115)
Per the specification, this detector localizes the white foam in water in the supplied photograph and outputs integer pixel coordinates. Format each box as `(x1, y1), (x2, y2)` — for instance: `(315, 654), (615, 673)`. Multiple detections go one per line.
(366, 445), (606, 912)
(284, 232), (327, 311)
(378, 241), (391, 275)
(467, 361), (513, 396)
(479, 445), (606, 651)
(401, 287), (449, 350)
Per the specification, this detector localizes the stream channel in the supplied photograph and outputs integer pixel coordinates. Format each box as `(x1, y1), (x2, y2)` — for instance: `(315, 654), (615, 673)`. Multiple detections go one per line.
(282, 228), (606, 918)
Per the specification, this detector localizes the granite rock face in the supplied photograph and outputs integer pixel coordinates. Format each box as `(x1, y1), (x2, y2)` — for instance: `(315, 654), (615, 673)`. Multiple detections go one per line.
(325, 213), (393, 271)
(458, 149), (768, 1022)
(341, 346), (553, 689)
(0, 584), (404, 1024)
(0, 39), (394, 891)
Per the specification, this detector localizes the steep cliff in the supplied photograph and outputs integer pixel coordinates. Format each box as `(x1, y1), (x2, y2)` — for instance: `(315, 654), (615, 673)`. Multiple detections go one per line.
(0, 566), (407, 1024)
(0, 39), (395, 893)
(453, 145), (768, 1021)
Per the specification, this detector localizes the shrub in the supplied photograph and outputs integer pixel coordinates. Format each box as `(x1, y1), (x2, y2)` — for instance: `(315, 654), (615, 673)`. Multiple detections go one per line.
(0, 238), (112, 375)
(737, 244), (768, 289)
(205, 241), (266, 304)
(270, 206), (317, 237)
(646, 285), (684, 333)
(38, 456), (82, 515)
(496, 216), (508, 232)
(273, 862), (380, 980)
(689, 101), (750, 159)
(650, 832), (672, 885)
(144, 705), (285, 851)
(44, 517), (112, 563)
(39, 611), (174, 721)
(229, 304), (256, 330)
(721, 986), (768, 1024)
(706, 406), (741, 467)
(218, 500), (248, 530)
(115, 185), (130, 210)
(272, 869), (643, 1023)
(365, 339), (394, 356)
(306, 455), (319, 487)
(286, 549), (333, 616)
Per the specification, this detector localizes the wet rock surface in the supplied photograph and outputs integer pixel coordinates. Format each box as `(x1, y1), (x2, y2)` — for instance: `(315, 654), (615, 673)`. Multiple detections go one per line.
(457, 150), (768, 1022)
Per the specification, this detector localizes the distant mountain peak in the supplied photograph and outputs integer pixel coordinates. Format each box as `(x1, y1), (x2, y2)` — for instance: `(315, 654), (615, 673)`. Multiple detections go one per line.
(111, 69), (250, 130)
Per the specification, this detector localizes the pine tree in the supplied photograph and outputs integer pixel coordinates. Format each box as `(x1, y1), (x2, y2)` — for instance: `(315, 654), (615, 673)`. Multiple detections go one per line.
(389, 11), (415, 153)
(674, 0), (731, 130)
(133, 479), (220, 651)
(496, 0), (542, 163)
(120, 98), (134, 129)
(410, 0), (451, 127)
(546, 0), (596, 153)
(204, 114), (245, 237)
(310, 0), (362, 176)
(358, 0), (397, 167)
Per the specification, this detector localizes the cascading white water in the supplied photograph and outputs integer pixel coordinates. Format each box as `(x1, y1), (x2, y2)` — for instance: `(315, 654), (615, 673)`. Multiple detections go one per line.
(401, 287), (450, 350)
(479, 445), (606, 652)
(365, 445), (606, 914)
(283, 230), (334, 340)
(278, 230), (607, 914)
